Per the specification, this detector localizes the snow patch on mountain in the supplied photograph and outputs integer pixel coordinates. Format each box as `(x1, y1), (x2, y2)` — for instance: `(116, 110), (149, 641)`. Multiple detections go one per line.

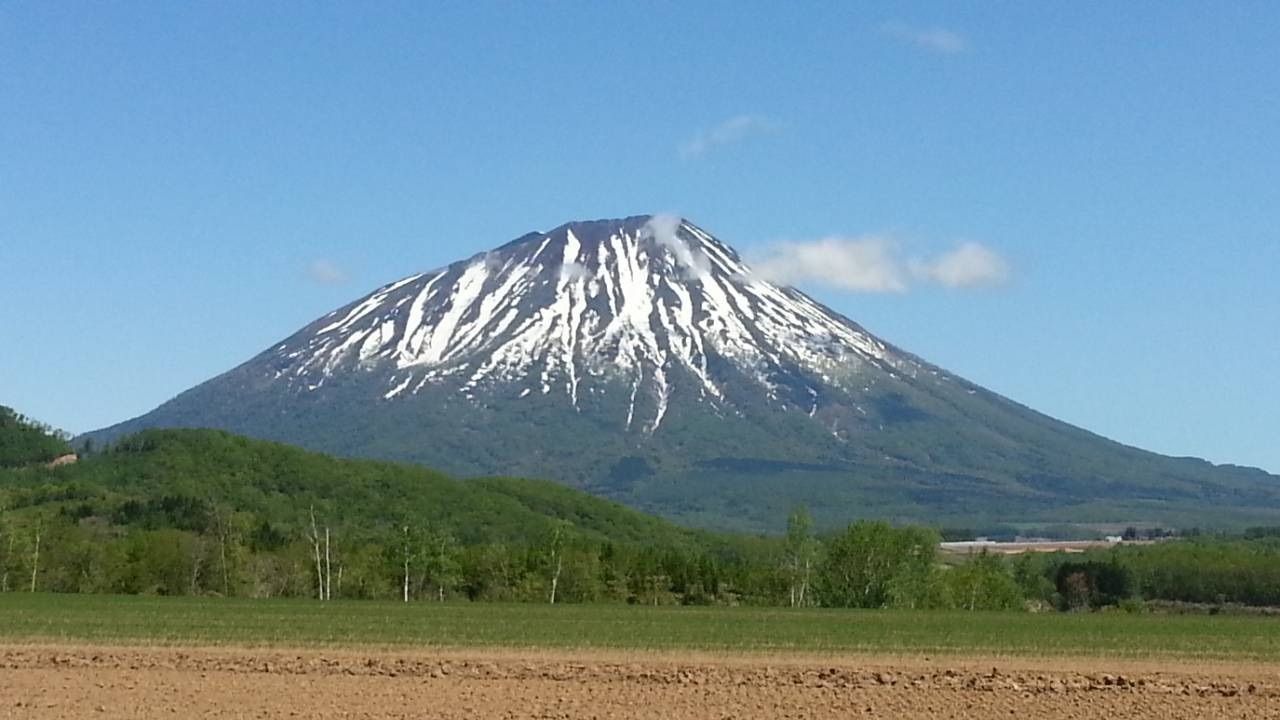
(269, 216), (912, 432)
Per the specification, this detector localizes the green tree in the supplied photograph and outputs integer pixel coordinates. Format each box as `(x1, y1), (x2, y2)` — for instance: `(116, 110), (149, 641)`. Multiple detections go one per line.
(818, 521), (939, 608)
(421, 527), (462, 601)
(210, 507), (251, 597)
(116, 529), (201, 595)
(337, 542), (393, 599)
(783, 506), (819, 607)
(1054, 559), (1132, 610)
(461, 543), (520, 601)
(1010, 553), (1056, 607)
(555, 545), (605, 603)
(944, 552), (1023, 611)
(886, 563), (949, 609)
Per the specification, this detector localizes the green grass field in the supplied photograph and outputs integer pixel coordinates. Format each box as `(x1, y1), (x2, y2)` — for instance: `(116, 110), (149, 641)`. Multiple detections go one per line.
(2, 594), (1279, 660)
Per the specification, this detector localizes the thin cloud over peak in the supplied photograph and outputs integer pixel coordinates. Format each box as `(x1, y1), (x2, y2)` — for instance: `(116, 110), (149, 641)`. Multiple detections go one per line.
(307, 259), (348, 285)
(911, 242), (1010, 289)
(750, 236), (1009, 293)
(679, 115), (776, 159)
(880, 21), (968, 54)
(750, 236), (909, 293)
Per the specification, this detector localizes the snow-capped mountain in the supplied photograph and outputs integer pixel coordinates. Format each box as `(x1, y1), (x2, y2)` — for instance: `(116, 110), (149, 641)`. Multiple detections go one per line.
(275, 215), (914, 433)
(88, 216), (1280, 532)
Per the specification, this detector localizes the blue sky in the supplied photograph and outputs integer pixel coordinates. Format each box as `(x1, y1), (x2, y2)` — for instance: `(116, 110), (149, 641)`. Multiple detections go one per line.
(2, 3), (1278, 472)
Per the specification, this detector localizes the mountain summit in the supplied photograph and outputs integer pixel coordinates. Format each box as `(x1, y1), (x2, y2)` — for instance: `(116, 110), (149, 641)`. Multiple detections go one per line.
(275, 214), (903, 434)
(89, 216), (1280, 531)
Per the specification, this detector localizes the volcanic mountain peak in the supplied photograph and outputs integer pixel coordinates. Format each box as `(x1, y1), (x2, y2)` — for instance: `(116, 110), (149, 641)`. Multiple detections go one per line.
(270, 215), (905, 433)
(89, 215), (1280, 532)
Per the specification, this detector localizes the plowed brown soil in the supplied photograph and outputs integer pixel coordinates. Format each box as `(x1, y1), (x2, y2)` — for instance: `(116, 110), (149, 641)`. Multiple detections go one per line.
(2, 644), (1279, 719)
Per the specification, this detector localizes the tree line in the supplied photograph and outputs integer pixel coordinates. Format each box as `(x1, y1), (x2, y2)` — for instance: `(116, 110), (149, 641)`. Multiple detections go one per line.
(4, 497), (1280, 611)
(3, 425), (1279, 611)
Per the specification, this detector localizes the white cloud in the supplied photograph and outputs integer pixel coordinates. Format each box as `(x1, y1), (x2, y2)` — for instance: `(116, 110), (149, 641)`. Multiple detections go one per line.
(643, 213), (683, 247)
(911, 242), (1010, 289)
(679, 115), (776, 159)
(751, 236), (909, 293)
(307, 259), (347, 285)
(642, 213), (709, 277)
(750, 236), (1009, 293)
(559, 261), (589, 282)
(880, 21), (967, 54)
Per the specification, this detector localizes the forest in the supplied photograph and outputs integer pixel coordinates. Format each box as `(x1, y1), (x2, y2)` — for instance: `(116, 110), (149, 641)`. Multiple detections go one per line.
(3, 408), (1280, 611)
(0, 406), (72, 467)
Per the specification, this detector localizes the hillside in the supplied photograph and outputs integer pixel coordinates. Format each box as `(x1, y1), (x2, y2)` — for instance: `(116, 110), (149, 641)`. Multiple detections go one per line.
(2, 424), (752, 600)
(1, 428), (701, 549)
(0, 406), (71, 469)
(84, 216), (1280, 532)
(9, 412), (1280, 613)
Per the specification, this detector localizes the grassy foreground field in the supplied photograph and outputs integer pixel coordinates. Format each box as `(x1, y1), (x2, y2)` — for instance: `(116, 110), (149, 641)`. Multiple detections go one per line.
(2, 594), (1279, 661)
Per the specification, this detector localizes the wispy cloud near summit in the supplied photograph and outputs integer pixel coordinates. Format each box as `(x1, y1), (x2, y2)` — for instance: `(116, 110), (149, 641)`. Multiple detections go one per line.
(751, 236), (909, 293)
(751, 235), (1009, 293)
(880, 21), (967, 54)
(679, 115), (776, 159)
(910, 242), (1010, 289)
(307, 259), (348, 285)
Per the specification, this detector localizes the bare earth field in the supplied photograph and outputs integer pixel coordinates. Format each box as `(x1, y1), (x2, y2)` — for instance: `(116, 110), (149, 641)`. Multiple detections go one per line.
(3, 644), (1279, 719)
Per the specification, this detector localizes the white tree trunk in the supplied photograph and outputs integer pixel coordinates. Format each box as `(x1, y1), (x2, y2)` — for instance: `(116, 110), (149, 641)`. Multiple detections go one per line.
(547, 523), (566, 605)
(549, 554), (562, 605)
(190, 543), (203, 595)
(29, 520), (41, 594)
(402, 526), (410, 603)
(309, 506), (324, 601)
(799, 558), (811, 607)
(2, 532), (12, 592)
(218, 516), (230, 597)
(324, 527), (332, 601)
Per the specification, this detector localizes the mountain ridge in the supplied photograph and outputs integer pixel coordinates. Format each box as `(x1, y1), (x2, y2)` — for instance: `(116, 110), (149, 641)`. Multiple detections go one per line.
(85, 215), (1280, 531)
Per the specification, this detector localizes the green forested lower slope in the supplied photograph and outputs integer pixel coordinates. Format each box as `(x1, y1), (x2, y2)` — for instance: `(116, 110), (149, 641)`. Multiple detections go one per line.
(0, 427), (739, 600)
(0, 406), (71, 468)
(0, 428), (703, 548)
(7, 412), (1280, 611)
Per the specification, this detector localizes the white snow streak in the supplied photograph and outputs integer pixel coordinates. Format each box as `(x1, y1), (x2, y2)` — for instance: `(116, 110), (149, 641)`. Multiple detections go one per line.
(274, 219), (912, 432)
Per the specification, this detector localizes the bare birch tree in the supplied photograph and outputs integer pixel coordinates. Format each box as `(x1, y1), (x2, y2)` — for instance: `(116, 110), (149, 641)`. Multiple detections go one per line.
(189, 537), (205, 595)
(29, 517), (41, 593)
(646, 573), (668, 606)
(547, 521), (569, 605)
(401, 525), (413, 603)
(324, 526), (332, 601)
(436, 533), (456, 602)
(216, 510), (231, 597)
(1, 527), (11, 593)
(308, 506), (324, 601)
(0, 503), (8, 593)
(784, 507), (818, 607)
